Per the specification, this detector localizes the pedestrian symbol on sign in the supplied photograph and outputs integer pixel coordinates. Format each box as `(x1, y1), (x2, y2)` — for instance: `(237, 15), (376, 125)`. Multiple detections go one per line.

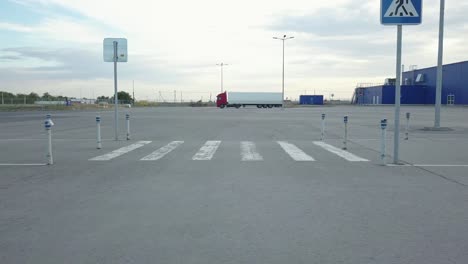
(385, 0), (420, 17)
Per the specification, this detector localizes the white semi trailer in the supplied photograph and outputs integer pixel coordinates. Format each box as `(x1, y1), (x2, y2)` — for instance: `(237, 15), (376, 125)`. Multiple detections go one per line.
(216, 92), (283, 108)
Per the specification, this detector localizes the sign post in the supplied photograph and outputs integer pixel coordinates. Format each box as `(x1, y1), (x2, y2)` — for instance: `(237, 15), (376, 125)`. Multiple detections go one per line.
(104, 38), (128, 141)
(45, 115), (54, 165)
(343, 116), (348, 150)
(405, 112), (411, 140)
(96, 116), (102, 149)
(381, 0), (422, 164)
(321, 114), (326, 141)
(380, 119), (388, 165)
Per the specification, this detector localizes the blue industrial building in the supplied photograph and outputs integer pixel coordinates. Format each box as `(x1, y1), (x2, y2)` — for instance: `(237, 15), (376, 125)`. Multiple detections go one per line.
(299, 95), (324, 105)
(352, 61), (468, 105)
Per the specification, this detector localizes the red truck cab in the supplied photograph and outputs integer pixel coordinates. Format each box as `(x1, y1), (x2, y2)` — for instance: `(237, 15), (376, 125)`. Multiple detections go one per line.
(216, 92), (227, 108)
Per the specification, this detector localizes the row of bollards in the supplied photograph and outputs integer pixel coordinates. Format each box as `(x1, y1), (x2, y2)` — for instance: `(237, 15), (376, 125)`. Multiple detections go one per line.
(320, 114), (349, 150)
(44, 113), (132, 165)
(96, 113), (131, 149)
(320, 112), (411, 166)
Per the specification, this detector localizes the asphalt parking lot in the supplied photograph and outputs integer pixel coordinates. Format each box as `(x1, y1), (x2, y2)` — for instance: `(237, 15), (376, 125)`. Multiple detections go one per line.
(1, 105), (468, 264)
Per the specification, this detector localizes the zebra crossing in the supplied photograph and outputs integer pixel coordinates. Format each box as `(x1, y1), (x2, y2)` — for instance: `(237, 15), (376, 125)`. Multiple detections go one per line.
(89, 141), (371, 163)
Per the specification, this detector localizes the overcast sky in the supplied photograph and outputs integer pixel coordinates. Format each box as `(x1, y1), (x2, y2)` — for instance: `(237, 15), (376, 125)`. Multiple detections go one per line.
(0, 0), (467, 101)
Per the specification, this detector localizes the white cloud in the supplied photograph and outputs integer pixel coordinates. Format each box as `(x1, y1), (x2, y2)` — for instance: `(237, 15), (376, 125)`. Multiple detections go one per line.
(2, 0), (468, 101)
(0, 22), (33, 32)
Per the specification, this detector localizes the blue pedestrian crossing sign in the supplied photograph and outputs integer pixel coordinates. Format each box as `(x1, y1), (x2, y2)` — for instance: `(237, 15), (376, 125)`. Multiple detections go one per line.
(381, 0), (423, 25)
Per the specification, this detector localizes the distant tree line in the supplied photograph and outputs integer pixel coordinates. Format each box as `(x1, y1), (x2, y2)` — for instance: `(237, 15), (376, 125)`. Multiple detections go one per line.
(97, 91), (133, 104)
(0, 91), (133, 104)
(0, 91), (69, 102)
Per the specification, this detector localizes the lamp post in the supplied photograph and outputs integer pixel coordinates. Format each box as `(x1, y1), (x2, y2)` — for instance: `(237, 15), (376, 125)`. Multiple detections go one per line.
(434, 0), (445, 128)
(216, 63), (229, 93)
(273, 35), (294, 109)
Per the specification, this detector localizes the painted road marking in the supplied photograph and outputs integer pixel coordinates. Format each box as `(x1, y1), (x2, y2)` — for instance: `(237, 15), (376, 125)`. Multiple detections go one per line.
(313, 141), (369, 162)
(387, 164), (468, 167)
(192, 141), (221, 160)
(241, 141), (263, 161)
(0, 163), (47, 166)
(140, 141), (184, 161)
(277, 141), (315, 161)
(89, 141), (152, 161)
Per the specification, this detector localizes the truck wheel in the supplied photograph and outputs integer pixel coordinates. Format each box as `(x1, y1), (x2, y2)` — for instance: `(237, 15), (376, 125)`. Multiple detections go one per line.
(220, 105), (225, 109)
(262, 105), (267, 108)
(235, 105), (241, 109)
(267, 105), (273, 108)
(257, 105), (262, 108)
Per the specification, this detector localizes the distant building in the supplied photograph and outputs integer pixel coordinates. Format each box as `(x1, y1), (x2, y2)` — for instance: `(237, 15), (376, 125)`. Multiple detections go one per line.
(70, 98), (96, 105)
(299, 95), (324, 105)
(352, 61), (468, 105)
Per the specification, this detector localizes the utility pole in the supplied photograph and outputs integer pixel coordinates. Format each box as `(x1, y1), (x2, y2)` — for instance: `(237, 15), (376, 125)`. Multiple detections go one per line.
(132, 80), (135, 105)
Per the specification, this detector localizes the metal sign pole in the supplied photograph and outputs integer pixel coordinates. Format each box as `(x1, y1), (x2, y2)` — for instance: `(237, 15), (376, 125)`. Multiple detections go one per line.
(113, 41), (118, 141)
(393, 25), (403, 164)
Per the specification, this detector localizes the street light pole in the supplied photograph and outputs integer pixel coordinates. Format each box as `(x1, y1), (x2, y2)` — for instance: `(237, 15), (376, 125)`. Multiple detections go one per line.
(216, 63), (229, 93)
(434, 0), (445, 128)
(273, 35), (294, 109)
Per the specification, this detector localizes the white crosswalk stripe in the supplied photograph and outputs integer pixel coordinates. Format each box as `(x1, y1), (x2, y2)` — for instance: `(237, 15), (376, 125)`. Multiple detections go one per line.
(277, 141), (315, 161)
(89, 141), (152, 161)
(88, 140), (371, 163)
(192, 141), (221, 160)
(140, 141), (184, 161)
(313, 141), (369, 162)
(241, 141), (263, 161)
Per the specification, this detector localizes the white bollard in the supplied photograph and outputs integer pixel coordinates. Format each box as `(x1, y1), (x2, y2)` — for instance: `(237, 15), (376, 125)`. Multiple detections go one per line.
(321, 113), (326, 141)
(405, 112), (410, 140)
(44, 117), (54, 165)
(380, 119), (388, 165)
(126, 113), (130, 140)
(343, 116), (348, 150)
(96, 116), (102, 149)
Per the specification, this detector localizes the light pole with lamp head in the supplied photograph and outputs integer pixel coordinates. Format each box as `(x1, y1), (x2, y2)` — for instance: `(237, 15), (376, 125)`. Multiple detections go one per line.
(273, 35), (294, 109)
(216, 63), (229, 94)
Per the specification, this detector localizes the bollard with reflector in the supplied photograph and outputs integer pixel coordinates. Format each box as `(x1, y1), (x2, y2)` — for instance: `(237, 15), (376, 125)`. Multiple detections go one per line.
(380, 119), (388, 165)
(44, 118), (54, 165)
(96, 116), (102, 149)
(405, 112), (411, 140)
(321, 114), (326, 141)
(126, 113), (130, 140)
(343, 116), (349, 150)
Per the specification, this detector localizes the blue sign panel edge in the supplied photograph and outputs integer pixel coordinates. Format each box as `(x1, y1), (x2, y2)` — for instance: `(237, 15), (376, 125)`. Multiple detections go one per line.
(381, 0), (423, 25)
